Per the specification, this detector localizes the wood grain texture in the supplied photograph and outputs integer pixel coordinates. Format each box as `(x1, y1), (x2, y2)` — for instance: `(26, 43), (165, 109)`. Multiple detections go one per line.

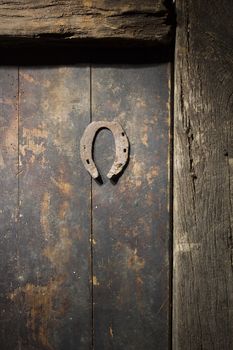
(91, 65), (171, 349)
(1, 67), (92, 350)
(0, 68), (20, 350)
(174, 0), (233, 349)
(0, 0), (173, 46)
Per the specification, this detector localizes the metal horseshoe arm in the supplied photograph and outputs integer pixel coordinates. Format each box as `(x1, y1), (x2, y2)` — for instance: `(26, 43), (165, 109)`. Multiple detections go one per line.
(80, 121), (129, 180)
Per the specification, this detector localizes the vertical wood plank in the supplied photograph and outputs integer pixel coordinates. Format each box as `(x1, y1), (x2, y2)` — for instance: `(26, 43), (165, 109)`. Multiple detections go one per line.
(0, 68), (19, 349)
(92, 65), (171, 349)
(174, 1), (233, 349)
(9, 67), (91, 350)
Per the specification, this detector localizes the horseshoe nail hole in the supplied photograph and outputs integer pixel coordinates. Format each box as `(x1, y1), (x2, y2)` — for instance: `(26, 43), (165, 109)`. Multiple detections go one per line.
(83, 145), (86, 149)
(86, 159), (90, 164)
(121, 132), (125, 136)
(123, 148), (127, 153)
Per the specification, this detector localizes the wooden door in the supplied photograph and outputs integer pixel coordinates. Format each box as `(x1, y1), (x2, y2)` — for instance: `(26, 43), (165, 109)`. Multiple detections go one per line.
(0, 64), (171, 349)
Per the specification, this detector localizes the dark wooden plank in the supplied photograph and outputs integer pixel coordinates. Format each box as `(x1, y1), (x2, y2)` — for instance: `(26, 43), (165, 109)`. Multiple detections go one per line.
(91, 65), (171, 349)
(0, 0), (173, 47)
(0, 68), (20, 349)
(174, 0), (233, 349)
(8, 67), (92, 350)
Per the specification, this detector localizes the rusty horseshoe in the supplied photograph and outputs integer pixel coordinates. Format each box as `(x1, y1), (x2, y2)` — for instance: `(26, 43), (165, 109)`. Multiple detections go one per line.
(80, 121), (129, 180)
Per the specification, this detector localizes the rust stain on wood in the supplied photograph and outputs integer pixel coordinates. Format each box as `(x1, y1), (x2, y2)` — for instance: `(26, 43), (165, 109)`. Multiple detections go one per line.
(127, 247), (145, 273)
(40, 192), (51, 240)
(51, 177), (73, 197)
(9, 276), (66, 350)
(10, 194), (74, 348)
(146, 166), (159, 186)
(43, 227), (72, 269)
(10, 193), (75, 348)
(59, 200), (70, 221)
(3, 117), (18, 162)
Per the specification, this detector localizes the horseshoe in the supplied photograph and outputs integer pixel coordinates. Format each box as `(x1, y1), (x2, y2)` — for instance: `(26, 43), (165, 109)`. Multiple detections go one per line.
(80, 121), (129, 180)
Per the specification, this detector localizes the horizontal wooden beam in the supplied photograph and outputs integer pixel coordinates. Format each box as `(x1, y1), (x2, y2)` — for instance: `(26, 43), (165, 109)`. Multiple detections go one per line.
(0, 0), (174, 47)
